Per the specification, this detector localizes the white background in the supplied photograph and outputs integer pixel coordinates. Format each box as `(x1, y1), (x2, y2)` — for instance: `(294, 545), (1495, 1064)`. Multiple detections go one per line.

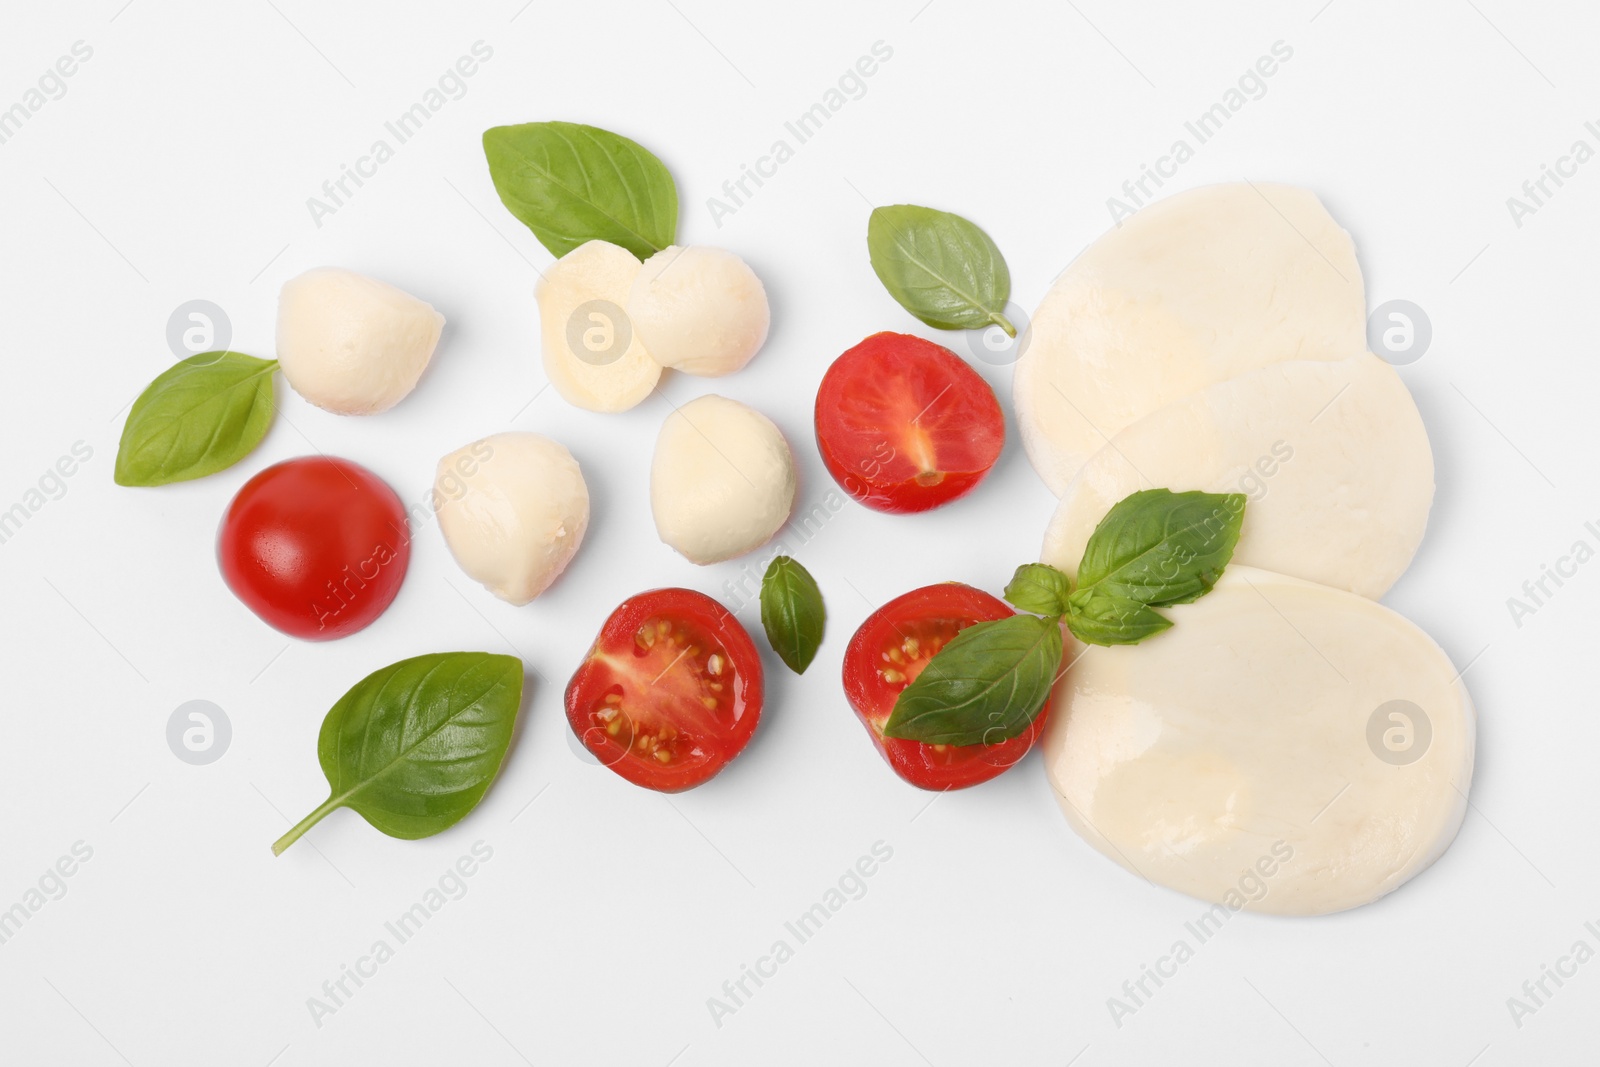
(0, 1), (1593, 1064)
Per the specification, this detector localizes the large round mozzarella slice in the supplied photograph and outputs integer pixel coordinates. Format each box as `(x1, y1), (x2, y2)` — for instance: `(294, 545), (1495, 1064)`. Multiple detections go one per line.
(1015, 183), (1366, 494)
(1042, 354), (1433, 600)
(536, 239), (662, 413)
(1043, 566), (1474, 916)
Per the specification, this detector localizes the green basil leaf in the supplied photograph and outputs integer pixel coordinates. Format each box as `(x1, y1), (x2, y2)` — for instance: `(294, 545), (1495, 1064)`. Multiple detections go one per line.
(273, 652), (524, 855)
(759, 556), (825, 674)
(1064, 589), (1173, 646)
(482, 121), (677, 261)
(1003, 563), (1073, 616)
(114, 352), (277, 487)
(1076, 489), (1247, 608)
(881, 614), (1062, 747)
(866, 204), (1014, 335)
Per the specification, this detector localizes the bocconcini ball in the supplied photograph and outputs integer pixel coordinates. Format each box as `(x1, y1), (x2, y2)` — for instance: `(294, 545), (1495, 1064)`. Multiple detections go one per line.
(651, 395), (795, 564)
(536, 240), (661, 412)
(276, 267), (445, 415)
(434, 432), (589, 605)
(628, 246), (770, 377)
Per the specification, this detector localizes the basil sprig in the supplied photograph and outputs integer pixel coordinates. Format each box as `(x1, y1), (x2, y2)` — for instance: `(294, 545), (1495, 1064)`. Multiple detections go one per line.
(759, 556), (825, 675)
(866, 204), (1014, 336)
(273, 652), (524, 855)
(114, 352), (278, 486)
(882, 489), (1245, 747)
(482, 121), (678, 261)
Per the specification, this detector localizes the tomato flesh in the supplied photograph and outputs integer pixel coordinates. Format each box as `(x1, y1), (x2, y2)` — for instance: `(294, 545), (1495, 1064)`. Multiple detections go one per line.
(217, 456), (409, 640)
(815, 332), (1004, 513)
(843, 582), (1049, 790)
(566, 589), (763, 792)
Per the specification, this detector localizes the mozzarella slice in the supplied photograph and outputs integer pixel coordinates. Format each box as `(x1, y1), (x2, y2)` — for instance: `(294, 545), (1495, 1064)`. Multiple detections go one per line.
(536, 240), (662, 412)
(1014, 183), (1366, 494)
(651, 395), (796, 564)
(1042, 354), (1433, 600)
(1042, 566), (1474, 916)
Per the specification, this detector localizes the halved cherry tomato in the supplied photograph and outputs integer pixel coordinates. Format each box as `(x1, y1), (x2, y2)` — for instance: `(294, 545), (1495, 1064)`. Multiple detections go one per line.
(843, 582), (1049, 790)
(566, 588), (763, 792)
(815, 332), (1004, 513)
(217, 456), (409, 640)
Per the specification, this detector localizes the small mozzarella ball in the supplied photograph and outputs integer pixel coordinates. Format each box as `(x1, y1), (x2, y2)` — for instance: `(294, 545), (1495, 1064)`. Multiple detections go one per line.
(434, 432), (589, 605)
(628, 246), (770, 377)
(651, 395), (795, 565)
(277, 267), (444, 415)
(537, 240), (661, 412)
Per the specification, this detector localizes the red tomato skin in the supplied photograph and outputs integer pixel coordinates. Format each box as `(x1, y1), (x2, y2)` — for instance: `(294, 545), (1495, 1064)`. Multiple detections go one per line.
(566, 588), (764, 793)
(814, 332), (1005, 514)
(843, 583), (1050, 790)
(217, 456), (409, 641)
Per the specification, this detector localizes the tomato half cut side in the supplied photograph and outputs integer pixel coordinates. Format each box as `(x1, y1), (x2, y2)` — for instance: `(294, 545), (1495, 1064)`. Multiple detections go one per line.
(843, 582), (1049, 790)
(815, 332), (1005, 514)
(566, 588), (764, 792)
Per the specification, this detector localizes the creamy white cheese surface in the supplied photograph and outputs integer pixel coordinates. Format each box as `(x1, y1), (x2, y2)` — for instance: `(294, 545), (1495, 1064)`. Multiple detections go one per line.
(651, 394), (795, 564)
(277, 267), (445, 415)
(1014, 183), (1366, 494)
(434, 432), (589, 605)
(1042, 566), (1474, 916)
(1043, 354), (1434, 599)
(536, 239), (662, 412)
(628, 245), (770, 377)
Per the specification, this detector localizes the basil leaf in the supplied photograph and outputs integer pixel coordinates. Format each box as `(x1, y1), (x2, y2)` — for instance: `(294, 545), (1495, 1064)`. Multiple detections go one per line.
(759, 556), (825, 675)
(273, 652), (524, 855)
(1003, 563), (1073, 616)
(114, 352), (277, 487)
(882, 614), (1062, 746)
(482, 121), (677, 261)
(1064, 589), (1172, 646)
(866, 204), (1014, 335)
(1076, 489), (1246, 608)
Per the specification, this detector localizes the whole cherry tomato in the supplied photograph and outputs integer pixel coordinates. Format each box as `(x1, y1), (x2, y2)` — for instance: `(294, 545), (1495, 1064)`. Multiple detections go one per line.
(217, 456), (410, 640)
